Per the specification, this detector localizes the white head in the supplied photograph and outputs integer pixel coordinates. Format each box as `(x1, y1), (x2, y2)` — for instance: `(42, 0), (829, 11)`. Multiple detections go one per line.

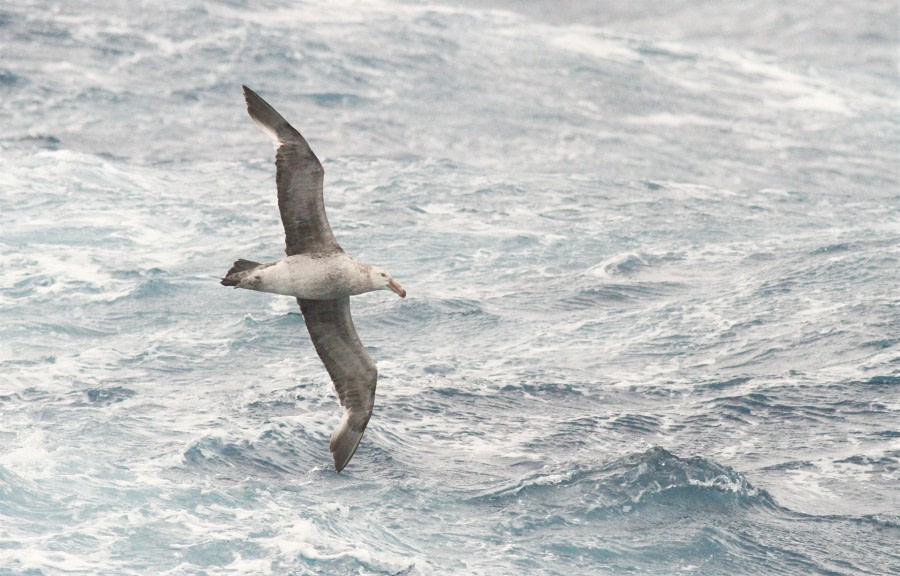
(369, 266), (406, 298)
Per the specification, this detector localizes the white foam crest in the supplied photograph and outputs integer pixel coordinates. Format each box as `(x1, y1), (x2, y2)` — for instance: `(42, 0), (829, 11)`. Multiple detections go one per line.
(208, 0), (405, 27)
(546, 27), (640, 62)
(266, 295), (297, 316)
(687, 474), (759, 496)
(233, 506), (421, 574)
(716, 48), (856, 115)
(210, 0), (513, 28)
(624, 113), (724, 127)
(495, 467), (580, 499)
(0, 250), (135, 304)
(0, 428), (55, 478)
(580, 251), (652, 279)
(0, 547), (105, 573)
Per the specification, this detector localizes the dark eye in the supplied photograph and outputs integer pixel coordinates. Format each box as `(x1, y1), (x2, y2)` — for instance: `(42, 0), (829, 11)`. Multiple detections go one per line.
(381, 273), (387, 277)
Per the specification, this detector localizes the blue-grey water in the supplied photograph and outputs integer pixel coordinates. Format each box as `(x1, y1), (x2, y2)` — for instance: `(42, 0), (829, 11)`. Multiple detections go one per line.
(1, 1), (898, 574)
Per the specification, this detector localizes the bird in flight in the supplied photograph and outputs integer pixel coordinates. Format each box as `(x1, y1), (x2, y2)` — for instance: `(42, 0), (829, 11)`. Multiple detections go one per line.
(222, 85), (406, 472)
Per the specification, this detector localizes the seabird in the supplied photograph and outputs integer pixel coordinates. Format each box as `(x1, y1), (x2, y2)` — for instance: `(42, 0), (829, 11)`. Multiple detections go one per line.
(222, 85), (406, 472)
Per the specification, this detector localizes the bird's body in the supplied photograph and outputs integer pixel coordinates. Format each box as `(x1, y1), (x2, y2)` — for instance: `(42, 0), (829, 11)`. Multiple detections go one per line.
(223, 254), (385, 300)
(221, 85), (405, 472)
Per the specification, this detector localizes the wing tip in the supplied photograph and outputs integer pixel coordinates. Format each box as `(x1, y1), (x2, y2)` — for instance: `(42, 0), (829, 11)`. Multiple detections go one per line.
(241, 85), (281, 147)
(241, 85), (313, 156)
(241, 84), (260, 111)
(329, 411), (369, 473)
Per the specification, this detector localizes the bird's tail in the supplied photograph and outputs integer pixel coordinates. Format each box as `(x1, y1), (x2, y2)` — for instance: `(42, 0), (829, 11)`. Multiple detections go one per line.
(220, 258), (261, 287)
(329, 410), (370, 472)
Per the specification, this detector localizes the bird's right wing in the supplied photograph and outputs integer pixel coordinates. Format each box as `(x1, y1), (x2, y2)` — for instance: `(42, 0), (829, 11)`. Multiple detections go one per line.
(298, 297), (377, 472)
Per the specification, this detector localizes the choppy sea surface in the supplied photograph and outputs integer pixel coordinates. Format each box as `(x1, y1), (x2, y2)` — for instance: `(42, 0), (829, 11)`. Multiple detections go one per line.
(1, 1), (898, 574)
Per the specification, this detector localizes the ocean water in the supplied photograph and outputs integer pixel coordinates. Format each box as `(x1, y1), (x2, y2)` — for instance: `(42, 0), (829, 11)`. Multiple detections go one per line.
(1, 0), (898, 574)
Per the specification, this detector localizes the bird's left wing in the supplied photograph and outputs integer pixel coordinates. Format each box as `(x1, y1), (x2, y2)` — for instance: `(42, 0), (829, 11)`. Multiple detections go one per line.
(243, 85), (343, 256)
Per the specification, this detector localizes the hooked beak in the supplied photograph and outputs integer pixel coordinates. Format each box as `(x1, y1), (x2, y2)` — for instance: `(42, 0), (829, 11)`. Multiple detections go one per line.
(388, 278), (406, 298)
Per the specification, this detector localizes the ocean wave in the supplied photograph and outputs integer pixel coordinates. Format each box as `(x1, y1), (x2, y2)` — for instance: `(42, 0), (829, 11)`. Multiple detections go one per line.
(83, 386), (137, 405)
(474, 446), (775, 511)
(179, 432), (312, 481)
(558, 282), (682, 310)
(1, 0), (897, 573)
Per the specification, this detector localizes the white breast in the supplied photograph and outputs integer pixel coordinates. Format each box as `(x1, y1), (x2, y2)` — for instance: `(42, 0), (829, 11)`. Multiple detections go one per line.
(254, 254), (369, 300)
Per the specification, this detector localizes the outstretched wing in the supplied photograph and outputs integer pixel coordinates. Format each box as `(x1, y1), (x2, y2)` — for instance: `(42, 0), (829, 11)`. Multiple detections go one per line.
(298, 297), (377, 472)
(243, 85), (343, 256)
